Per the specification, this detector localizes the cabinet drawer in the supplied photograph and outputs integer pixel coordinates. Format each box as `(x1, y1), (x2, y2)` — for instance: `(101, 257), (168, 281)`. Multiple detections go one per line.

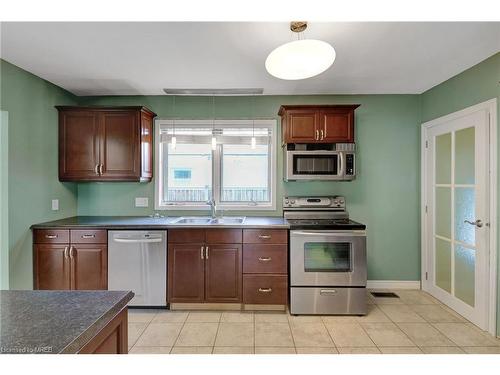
(168, 229), (206, 243)
(243, 244), (287, 274)
(243, 275), (287, 305)
(33, 229), (70, 244)
(243, 229), (287, 244)
(71, 229), (107, 244)
(206, 229), (242, 244)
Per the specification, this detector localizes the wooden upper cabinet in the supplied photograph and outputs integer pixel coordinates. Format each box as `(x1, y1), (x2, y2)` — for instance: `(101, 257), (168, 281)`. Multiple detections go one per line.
(279, 105), (359, 144)
(57, 106), (156, 182)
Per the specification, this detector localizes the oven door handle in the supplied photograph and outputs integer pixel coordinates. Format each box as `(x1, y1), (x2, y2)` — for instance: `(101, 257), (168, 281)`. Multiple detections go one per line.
(338, 152), (345, 177)
(291, 230), (366, 237)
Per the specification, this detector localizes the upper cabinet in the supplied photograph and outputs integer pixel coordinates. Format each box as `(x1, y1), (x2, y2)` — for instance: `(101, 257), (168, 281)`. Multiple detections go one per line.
(57, 106), (156, 182)
(279, 105), (360, 144)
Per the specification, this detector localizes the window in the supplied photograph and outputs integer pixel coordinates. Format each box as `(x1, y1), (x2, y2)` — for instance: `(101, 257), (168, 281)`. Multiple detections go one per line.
(155, 119), (276, 210)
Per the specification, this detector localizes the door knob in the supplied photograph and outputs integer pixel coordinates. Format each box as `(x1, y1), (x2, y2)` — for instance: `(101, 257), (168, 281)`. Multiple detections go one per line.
(464, 219), (483, 228)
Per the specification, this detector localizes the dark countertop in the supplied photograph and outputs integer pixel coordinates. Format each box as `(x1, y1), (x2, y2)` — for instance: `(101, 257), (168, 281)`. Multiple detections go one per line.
(0, 290), (134, 354)
(31, 216), (290, 229)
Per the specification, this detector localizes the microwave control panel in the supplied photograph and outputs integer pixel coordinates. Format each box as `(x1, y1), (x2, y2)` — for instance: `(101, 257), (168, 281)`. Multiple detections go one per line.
(346, 153), (355, 176)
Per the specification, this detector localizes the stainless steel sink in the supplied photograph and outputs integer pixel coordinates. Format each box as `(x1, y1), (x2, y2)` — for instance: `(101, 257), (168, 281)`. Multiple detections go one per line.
(210, 217), (246, 225)
(171, 217), (212, 225)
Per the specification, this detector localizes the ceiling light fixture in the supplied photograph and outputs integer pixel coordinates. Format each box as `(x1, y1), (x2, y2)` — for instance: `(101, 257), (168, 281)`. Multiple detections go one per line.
(265, 22), (336, 80)
(171, 95), (177, 150)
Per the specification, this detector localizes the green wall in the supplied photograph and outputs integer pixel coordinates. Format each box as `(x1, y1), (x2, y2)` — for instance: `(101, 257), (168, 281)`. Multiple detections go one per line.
(1, 111), (8, 289)
(420, 52), (500, 335)
(77, 94), (422, 281)
(0, 60), (79, 289)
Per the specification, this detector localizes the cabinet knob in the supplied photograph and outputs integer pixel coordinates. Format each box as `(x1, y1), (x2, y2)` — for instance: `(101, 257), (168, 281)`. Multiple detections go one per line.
(94, 164), (99, 175)
(45, 234), (57, 239)
(258, 288), (273, 293)
(99, 164), (103, 175)
(258, 234), (271, 240)
(81, 234), (95, 239)
(258, 257), (272, 262)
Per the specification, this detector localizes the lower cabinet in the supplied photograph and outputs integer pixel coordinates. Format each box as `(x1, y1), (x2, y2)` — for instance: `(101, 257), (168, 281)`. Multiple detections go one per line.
(168, 243), (205, 303)
(205, 244), (242, 303)
(33, 229), (107, 290)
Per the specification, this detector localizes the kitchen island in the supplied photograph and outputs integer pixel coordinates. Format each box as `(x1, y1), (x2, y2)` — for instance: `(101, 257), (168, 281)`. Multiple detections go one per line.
(0, 290), (133, 354)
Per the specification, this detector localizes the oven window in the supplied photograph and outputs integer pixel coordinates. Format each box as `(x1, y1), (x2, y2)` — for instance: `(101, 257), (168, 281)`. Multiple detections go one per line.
(304, 242), (351, 272)
(293, 155), (338, 175)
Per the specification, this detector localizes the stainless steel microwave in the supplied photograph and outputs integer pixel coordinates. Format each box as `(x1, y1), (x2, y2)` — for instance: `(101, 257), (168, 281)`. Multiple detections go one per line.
(284, 150), (356, 181)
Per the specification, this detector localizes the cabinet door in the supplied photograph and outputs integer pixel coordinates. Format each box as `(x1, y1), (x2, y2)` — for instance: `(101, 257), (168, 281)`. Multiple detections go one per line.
(99, 111), (140, 180)
(284, 111), (319, 143)
(34, 244), (71, 290)
(59, 110), (100, 181)
(168, 244), (205, 303)
(140, 112), (153, 180)
(205, 244), (242, 303)
(320, 109), (354, 143)
(71, 244), (107, 290)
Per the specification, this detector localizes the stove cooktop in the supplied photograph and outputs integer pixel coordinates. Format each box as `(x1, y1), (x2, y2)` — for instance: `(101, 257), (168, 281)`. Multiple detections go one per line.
(286, 218), (366, 230)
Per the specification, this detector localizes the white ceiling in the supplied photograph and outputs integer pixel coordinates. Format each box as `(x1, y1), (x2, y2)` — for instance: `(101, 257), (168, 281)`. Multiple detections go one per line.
(1, 22), (499, 96)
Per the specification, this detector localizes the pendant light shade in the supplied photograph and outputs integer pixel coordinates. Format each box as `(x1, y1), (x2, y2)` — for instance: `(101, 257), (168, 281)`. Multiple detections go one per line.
(265, 39), (336, 80)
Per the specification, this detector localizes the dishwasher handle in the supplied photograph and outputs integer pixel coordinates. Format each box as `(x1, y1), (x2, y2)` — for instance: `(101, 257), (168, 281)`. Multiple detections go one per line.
(113, 238), (163, 244)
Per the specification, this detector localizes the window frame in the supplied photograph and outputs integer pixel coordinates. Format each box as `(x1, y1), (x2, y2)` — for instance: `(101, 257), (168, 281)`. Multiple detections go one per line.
(154, 119), (277, 211)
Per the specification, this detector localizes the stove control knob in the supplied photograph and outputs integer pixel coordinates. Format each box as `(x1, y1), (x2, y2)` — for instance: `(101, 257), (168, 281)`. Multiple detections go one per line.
(291, 200), (296, 205)
(339, 200), (345, 205)
(285, 200), (289, 205)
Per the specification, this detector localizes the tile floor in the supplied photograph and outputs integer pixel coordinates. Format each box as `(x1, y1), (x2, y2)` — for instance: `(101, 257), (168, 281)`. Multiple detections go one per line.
(127, 290), (500, 354)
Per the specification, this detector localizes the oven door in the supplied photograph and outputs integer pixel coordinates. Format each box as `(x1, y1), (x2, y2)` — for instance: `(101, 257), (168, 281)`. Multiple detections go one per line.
(290, 230), (367, 287)
(285, 151), (343, 180)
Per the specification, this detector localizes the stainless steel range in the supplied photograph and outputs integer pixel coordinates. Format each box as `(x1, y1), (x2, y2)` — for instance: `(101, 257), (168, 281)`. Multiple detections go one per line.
(284, 196), (367, 315)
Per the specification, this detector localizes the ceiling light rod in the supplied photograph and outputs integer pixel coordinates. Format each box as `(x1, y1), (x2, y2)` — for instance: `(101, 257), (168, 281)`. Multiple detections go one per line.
(163, 88), (264, 96)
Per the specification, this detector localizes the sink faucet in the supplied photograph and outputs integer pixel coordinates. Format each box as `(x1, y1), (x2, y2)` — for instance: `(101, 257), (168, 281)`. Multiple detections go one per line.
(207, 198), (217, 218)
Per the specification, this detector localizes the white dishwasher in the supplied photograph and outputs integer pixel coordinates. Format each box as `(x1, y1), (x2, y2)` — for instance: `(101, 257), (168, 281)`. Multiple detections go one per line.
(108, 230), (167, 307)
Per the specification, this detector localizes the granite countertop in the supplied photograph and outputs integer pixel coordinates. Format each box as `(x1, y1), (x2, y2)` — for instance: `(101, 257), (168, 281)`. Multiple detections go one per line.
(0, 290), (134, 354)
(31, 215), (290, 229)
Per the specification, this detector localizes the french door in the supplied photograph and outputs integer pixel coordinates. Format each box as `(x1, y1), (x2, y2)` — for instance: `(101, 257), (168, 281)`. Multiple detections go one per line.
(422, 102), (495, 332)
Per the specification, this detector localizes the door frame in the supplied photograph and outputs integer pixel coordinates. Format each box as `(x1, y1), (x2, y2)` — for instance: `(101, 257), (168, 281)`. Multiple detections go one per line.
(421, 98), (497, 335)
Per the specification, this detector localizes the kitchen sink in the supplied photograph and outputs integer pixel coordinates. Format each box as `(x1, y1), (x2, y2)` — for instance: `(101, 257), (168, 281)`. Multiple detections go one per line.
(171, 216), (246, 225)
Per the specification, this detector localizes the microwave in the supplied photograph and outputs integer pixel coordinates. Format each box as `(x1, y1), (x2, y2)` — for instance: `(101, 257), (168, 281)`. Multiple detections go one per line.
(284, 150), (356, 181)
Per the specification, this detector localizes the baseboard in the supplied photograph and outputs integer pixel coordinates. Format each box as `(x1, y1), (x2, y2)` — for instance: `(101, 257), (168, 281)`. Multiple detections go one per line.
(367, 280), (421, 289)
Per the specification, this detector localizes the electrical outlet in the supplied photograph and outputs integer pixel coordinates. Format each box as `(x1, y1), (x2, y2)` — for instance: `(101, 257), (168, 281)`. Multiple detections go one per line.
(51, 199), (59, 211)
(135, 197), (149, 207)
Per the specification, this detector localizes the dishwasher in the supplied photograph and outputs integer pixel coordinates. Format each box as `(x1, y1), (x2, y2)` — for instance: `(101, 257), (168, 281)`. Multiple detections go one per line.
(108, 230), (167, 307)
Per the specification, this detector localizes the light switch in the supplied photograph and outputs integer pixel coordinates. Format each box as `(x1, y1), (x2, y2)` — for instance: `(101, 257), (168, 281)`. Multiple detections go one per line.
(135, 197), (149, 207)
(51, 199), (59, 211)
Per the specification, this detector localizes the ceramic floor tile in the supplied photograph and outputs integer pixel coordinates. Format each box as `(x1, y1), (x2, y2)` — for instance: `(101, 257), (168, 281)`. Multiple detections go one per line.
(370, 297), (404, 305)
(254, 312), (289, 323)
(397, 290), (440, 305)
(420, 346), (465, 354)
(170, 346), (213, 354)
(361, 322), (415, 347)
(408, 304), (464, 323)
(255, 322), (294, 347)
(338, 347), (381, 354)
(213, 346), (255, 354)
(379, 347), (423, 354)
(255, 347), (296, 354)
(152, 311), (189, 323)
(288, 315), (323, 324)
(321, 315), (359, 324)
(379, 304), (426, 323)
(397, 323), (455, 346)
(128, 309), (159, 323)
(325, 322), (375, 347)
(433, 323), (500, 347)
(220, 311), (254, 323)
(289, 322), (335, 347)
(186, 311), (222, 323)
(134, 323), (183, 347)
(129, 346), (172, 354)
(461, 346), (500, 354)
(176, 322), (219, 346)
(356, 305), (391, 323)
(296, 347), (339, 354)
(128, 322), (148, 347)
(215, 323), (254, 347)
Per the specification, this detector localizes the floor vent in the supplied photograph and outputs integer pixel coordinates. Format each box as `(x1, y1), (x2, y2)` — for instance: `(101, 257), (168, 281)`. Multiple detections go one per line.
(371, 292), (400, 298)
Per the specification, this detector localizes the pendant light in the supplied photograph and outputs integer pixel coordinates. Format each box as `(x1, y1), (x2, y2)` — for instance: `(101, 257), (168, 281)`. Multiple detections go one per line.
(171, 95), (177, 150)
(251, 95), (256, 149)
(265, 22), (336, 80)
(211, 96), (217, 150)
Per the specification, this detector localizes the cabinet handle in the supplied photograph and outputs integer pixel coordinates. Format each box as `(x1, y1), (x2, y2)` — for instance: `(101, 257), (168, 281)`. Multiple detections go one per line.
(99, 164), (103, 175)
(81, 234), (95, 239)
(315, 129), (319, 140)
(94, 164), (99, 175)
(258, 234), (271, 240)
(200, 246), (204, 260)
(258, 256), (272, 262)
(63, 246), (69, 259)
(69, 246), (75, 259)
(45, 234), (57, 239)
(205, 246), (209, 259)
(320, 129), (324, 140)
(258, 287), (272, 293)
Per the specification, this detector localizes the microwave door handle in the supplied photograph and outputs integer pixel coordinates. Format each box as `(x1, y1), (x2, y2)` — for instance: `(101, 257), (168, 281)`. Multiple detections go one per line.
(338, 152), (345, 177)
